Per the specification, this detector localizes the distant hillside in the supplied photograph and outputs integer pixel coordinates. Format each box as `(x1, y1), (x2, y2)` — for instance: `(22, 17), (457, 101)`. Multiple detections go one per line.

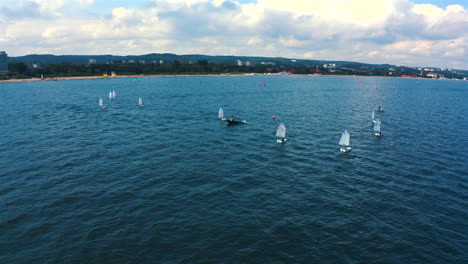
(7, 53), (468, 77)
(8, 53), (374, 68)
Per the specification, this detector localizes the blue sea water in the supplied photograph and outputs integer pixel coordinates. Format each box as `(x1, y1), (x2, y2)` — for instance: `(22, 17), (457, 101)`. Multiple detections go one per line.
(0, 76), (466, 263)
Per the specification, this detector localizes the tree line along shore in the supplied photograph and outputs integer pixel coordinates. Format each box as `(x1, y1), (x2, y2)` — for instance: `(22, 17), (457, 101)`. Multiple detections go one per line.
(2, 60), (467, 81)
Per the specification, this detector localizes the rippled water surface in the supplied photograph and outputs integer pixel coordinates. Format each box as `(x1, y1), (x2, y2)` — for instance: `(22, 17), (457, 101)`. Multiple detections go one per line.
(0, 76), (467, 263)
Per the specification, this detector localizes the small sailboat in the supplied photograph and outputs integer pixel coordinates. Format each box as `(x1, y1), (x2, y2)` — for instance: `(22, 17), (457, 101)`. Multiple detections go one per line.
(108, 91), (113, 100)
(339, 130), (351, 152)
(99, 98), (106, 109)
(377, 105), (383, 112)
(374, 120), (382, 136)
(138, 97), (144, 107)
(112, 90), (117, 99)
(276, 123), (287, 143)
(218, 107), (226, 120)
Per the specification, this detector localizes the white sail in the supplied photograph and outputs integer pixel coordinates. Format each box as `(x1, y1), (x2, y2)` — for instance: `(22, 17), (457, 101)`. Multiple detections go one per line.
(108, 91), (113, 100)
(374, 120), (381, 132)
(339, 130), (350, 146)
(276, 123), (286, 138)
(218, 107), (224, 118)
(138, 97), (143, 105)
(371, 110), (375, 120)
(99, 98), (104, 107)
(112, 91), (117, 99)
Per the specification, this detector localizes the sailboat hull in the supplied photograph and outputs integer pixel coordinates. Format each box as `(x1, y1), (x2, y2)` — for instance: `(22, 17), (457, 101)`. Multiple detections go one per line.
(277, 139), (287, 144)
(340, 147), (351, 152)
(375, 132), (382, 136)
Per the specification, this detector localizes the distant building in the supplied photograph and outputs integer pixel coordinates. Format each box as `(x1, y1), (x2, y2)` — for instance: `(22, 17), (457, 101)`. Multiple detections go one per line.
(427, 72), (443, 78)
(88, 58), (96, 64)
(245, 61), (251, 66)
(159, 60), (164, 64)
(237, 60), (242, 66)
(0, 51), (8, 75)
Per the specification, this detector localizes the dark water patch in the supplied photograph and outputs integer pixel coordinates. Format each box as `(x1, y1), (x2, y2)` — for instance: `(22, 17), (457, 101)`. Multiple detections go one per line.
(0, 77), (467, 263)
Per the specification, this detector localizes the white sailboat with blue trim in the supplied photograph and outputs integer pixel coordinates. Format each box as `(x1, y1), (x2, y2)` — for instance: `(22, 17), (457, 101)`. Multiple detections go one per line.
(99, 98), (106, 109)
(374, 120), (382, 136)
(218, 107), (226, 120)
(339, 130), (351, 152)
(276, 123), (287, 143)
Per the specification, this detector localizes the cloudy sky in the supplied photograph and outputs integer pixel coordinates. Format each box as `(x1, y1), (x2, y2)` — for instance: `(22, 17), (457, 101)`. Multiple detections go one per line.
(0, 0), (466, 69)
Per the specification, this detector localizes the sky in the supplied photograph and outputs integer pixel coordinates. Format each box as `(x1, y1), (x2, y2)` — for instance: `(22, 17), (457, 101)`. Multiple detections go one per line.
(0, 0), (466, 69)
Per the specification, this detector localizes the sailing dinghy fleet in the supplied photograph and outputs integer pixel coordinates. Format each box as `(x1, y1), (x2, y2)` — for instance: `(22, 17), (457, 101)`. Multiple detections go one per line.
(99, 90), (145, 109)
(109, 90), (117, 100)
(216, 105), (385, 151)
(99, 90), (385, 152)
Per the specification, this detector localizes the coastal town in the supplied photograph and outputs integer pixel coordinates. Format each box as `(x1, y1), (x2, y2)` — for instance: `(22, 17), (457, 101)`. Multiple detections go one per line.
(1, 51), (467, 81)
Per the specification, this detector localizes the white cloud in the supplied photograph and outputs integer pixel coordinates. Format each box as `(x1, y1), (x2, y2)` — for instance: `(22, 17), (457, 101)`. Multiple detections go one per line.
(0, 0), (466, 69)
(33, 0), (65, 11)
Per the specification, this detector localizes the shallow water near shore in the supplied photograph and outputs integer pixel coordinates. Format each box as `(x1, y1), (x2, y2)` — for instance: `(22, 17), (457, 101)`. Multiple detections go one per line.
(0, 76), (467, 263)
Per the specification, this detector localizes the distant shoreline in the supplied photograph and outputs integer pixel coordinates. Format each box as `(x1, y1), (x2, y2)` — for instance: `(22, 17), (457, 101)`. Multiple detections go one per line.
(0, 74), (462, 83)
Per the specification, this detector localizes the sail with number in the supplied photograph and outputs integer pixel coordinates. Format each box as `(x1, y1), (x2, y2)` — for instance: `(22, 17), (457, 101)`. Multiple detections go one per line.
(139, 97), (143, 106)
(276, 123), (286, 138)
(339, 130), (350, 146)
(374, 120), (381, 132)
(218, 107), (224, 119)
(99, 98), (104, 107)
